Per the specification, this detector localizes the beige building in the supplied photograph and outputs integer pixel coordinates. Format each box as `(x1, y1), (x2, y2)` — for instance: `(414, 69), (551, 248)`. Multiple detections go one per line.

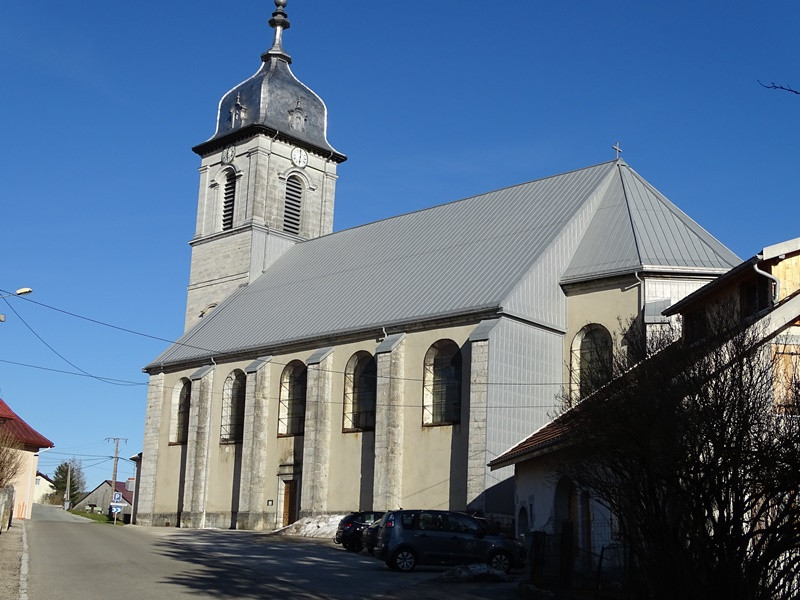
(137, 1), (739, 530)
(33, 471), (55, 504)
(0, 398), (54, 519)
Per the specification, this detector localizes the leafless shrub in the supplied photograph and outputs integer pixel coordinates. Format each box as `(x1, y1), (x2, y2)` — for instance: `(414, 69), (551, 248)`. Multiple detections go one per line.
(0, 428), (23, 489)
(559, 310), (800, 599)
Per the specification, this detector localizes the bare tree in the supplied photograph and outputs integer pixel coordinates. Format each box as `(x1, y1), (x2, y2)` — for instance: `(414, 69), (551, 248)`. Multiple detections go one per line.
(559, 316), (800, 600)
(0, 428), (23, 489)
(758, 80), (800, 95)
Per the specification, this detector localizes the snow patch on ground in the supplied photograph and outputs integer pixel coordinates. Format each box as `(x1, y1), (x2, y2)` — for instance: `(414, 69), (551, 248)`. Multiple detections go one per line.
(272, 514), (345, 539)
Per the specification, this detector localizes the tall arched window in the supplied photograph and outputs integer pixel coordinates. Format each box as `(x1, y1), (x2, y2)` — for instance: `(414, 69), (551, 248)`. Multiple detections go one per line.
(278, 361), (307, 436)
(171, 379), (191, 444)
(283, 175), (303, 235)
(222, 170), (236, 231)
(423, 340), (462, 425)
(343, 352), (376, 431)
(571, 325), (613, 400)
(220, 370), (246, 443)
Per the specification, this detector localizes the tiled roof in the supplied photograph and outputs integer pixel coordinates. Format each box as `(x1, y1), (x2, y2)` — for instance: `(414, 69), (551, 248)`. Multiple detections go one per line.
(0, 398), (53, 449)
(106, 480), (134, 505)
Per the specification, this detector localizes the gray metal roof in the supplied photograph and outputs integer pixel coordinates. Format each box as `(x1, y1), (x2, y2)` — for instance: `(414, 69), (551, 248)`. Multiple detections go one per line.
(560, 162), (740, 283)
(147, 160), (738, 370)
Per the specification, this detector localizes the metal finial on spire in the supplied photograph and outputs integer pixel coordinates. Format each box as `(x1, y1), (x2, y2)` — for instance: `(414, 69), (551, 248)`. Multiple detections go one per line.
(263, 0), (292, 63)
(612, 142), (622, 159)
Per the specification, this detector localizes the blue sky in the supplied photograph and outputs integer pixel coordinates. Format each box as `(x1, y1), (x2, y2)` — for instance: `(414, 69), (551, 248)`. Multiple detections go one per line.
(1, 1), (798, 488)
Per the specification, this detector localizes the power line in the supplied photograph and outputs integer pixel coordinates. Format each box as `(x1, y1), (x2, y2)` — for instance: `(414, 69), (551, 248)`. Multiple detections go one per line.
(1, 297), (144, 386)
(0, 358), (146, 385)
(0, 291), (585, 396)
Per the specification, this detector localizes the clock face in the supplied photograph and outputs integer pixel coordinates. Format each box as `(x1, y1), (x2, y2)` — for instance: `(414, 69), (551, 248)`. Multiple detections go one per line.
(291, 147), (308, 168)
(221, 146), (235, 164)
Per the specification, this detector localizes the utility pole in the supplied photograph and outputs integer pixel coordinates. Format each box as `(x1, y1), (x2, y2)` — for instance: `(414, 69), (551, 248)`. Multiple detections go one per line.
(106, 438), (127, 522)
(63, 461), (71, 510)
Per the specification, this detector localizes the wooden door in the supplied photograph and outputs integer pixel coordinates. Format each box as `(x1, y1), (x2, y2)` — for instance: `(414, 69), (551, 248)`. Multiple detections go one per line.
(282, 480), (298, 526)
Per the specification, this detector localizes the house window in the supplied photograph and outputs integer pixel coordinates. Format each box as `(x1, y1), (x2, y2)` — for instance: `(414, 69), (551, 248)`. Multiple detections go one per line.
(278, 361), (307, 436)
(423, 340), (462, 425)
(283, 175), (303, 235)
(222, 170), (236, 231)
(343, 352), (376, 431)
(571, 325), (613, 400)
(220, 370), (246, 443)
(171, 379), (191, 444)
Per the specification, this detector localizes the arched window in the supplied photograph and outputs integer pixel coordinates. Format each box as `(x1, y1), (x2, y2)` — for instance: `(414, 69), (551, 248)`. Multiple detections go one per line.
(343, 352), (376, 431)
(571, 325), (613, 400)
(220, 370), (246, 443)
(423, 340), (462, 425)
(222, 170), (236, 231)
(283, 175), (303, 235)
(171, 379), (191, 444)
(278, 361), (307, 436)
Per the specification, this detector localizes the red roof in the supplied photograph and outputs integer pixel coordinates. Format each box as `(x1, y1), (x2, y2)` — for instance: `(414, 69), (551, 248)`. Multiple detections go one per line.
(106, 480), (134, 505)
(0, 398), (54, 449)
(489, 413), (572, 469)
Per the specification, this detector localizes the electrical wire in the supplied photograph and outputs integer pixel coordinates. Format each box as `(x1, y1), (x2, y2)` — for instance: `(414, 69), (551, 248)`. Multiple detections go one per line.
(1, 297), (143, 386)
(0, 291), (585, 393)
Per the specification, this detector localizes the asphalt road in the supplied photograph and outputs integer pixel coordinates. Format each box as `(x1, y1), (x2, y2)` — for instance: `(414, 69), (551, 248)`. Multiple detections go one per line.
(25, 505), (522, 600)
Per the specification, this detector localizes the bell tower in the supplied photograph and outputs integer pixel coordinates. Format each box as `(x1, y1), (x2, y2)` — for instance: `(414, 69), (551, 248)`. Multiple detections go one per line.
(184, 0), (346, 331)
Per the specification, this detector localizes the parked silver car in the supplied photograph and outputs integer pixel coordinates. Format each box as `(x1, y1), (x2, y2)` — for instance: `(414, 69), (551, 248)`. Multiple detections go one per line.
(374, 509), (525, 572)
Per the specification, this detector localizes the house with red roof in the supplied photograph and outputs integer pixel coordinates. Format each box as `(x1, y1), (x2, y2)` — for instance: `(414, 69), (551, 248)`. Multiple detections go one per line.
(74, 479), (135, 521)
(0, 398), (54, 519)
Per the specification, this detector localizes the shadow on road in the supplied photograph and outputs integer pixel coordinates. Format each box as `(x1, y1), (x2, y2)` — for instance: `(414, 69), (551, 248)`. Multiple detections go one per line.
(152, 530), (412, 599)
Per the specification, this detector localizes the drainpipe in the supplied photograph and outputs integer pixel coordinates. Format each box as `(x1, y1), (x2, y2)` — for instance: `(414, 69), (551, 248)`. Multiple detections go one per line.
(753, 257), (780, 304)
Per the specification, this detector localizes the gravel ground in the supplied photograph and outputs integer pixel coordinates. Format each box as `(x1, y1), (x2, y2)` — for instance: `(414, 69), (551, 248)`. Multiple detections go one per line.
(0, 521), (23, 600)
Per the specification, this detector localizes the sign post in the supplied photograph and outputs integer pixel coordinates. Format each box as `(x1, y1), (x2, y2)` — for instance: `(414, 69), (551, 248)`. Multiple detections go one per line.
(110, 494), (125, 524)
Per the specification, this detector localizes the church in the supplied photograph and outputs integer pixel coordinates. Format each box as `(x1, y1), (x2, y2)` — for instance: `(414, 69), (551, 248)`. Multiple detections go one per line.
(136, 1), (739, 530)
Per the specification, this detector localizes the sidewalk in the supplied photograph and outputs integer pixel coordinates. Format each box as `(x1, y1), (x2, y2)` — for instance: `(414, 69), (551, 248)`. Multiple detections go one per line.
(0, 521), (23, 600)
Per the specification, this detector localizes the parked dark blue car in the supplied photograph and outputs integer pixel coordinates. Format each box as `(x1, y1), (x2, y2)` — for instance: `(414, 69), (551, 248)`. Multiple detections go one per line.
(374, 509), (525, 572)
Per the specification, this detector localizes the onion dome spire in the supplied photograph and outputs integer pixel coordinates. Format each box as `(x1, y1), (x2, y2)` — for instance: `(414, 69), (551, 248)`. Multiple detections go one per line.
(262, 0), (292, 64)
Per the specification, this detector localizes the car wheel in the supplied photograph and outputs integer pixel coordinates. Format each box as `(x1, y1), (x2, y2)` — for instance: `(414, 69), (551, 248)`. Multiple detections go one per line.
(488, 550), (511, 573)
(388, 548), (416, 572)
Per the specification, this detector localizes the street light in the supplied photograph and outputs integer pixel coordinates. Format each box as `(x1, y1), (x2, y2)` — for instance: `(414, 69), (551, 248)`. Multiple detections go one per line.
(0, 287), (33, 299)
(0, 287), (32, 322)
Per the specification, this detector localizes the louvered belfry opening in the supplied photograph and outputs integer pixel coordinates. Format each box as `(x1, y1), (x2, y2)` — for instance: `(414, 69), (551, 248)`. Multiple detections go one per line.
(283, 175), (303, 234)
(222, 171), (236, 231)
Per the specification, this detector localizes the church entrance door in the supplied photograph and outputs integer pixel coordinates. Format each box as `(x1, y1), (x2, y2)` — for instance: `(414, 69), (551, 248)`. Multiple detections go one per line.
(283, 480), (298, 526)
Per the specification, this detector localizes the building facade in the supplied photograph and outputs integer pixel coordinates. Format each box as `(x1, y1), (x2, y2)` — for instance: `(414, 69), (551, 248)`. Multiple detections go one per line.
(0, 398), (54, 519)
(136, 1), (740, 530)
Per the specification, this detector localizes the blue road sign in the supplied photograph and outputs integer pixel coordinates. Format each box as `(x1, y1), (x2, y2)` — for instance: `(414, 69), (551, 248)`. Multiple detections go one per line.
(111, 506), (122, 514)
